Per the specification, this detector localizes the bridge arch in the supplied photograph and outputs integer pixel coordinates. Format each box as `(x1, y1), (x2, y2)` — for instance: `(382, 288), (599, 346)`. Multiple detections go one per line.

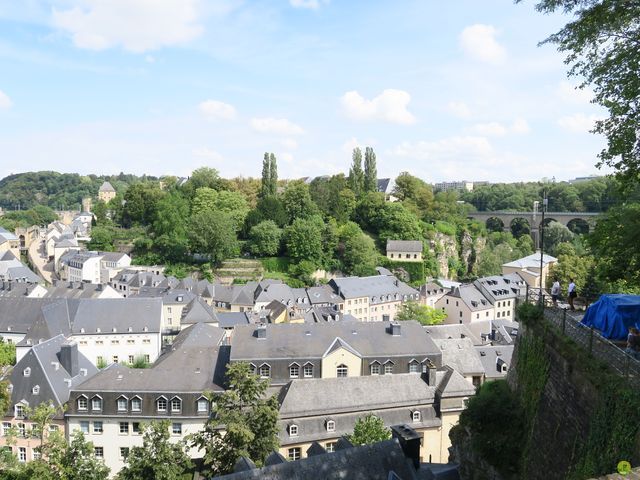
(486, 217), (505, 233)
(567, 218), (590, 235)
(510, 217), (531, 238)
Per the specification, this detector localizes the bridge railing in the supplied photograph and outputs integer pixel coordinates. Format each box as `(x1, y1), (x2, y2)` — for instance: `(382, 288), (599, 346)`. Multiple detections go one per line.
(519, 294), (640, 388)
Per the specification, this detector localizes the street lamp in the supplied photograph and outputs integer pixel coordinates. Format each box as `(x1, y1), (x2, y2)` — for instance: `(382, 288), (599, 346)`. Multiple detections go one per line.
(539, 193), (548, 304)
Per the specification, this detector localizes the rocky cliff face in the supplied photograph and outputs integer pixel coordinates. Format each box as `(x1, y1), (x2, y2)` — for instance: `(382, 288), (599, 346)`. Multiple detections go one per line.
(431, 232), (458, 279)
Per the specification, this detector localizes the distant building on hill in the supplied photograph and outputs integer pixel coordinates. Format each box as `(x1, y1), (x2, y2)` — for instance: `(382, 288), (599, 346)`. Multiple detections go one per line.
(98, 181), (116, 203)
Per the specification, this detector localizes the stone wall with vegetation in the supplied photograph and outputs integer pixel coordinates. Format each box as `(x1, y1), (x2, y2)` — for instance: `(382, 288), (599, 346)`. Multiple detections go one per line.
(451, 304), (640, 480)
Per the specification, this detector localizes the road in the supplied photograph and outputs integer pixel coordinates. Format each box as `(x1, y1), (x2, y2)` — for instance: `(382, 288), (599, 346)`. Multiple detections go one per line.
(28, 238), (55, 285)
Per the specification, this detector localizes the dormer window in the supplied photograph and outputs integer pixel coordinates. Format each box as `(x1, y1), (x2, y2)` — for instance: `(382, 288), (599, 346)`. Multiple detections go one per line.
(131, 396), (142, 412)
(384, 361), (394, 375)
(370, 362), (380, 375)
(117, 396), (128, 412)
(289, 424), (298, 437)
(197, 397), (209, 413)
(171, 397), (182, 413)
(326, 420), (335, 432)
(157, 397), (167, 412)
(77, 396), (88, 411)
(409, 360), (420, 374)
(336, 364), (348, 378)
(259, 364), (271, 379)
(32, 386), (40, 395)
(289, 363), (299, 378)
(23, 368), (30, 377)
(412, 411), (421, 422)
(15, 404), (26, 419)
(303, 363), (313, 378)
(91, 396), (102, 411)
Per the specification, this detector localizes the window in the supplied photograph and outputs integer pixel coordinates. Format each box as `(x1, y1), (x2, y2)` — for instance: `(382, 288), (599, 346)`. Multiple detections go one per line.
(325, 442), (337, 453)
(128, 355), (134, 364)
(289, 364), (299, 378)
(120, 447), (129, 460)
(15, 404), (26, 418)
(336, 364), (348, 378)
(144, 354), (150, 363)
(409, 361), (420, 374)
(289, 424), (298, 436)
(157, 397), (167, 412)
(32, 385), (40, 395)
(288, 447), (301, 461)
(119, 422), (129, 434)
(259, 364), (271, 379)
(23, 368), (30, 377)
(2, 422), (10, 436)
(80, 421), (89, 434)
(111, 340), (119, 345)
(127, 339), (135, 345)
(32, 451), (41, 461)
(303, 363), (313, 378)
(112, 355), (119, 364)
(95, 340), (103, 346)
(17, 423), (25, 437)
(132, 422), (141, 435)
(93, 421), (103, 434)
(197, 398), (209, 413)
(370, 363), (380, 375)
(412, 411), (421, 422)
(18, 447), (26, 462)
(117, 397), (128, 412)
(131, 397), (142, 412)
(171, 397), (182, 413)
(91, 397), (102, 411)
(326, 420), (335, 432)
(94, 447), (104, 458)
(49, 425), (59, 433)
(96, 356), (104, 365)
(384, 362), (394, 375)
(172, 423), (182, 435)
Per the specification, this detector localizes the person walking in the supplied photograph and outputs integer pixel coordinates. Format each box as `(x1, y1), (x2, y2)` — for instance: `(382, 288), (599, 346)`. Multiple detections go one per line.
(568, 279), (577, 311)
(625, 327), (640, 361)
(551, 278), (560, 307)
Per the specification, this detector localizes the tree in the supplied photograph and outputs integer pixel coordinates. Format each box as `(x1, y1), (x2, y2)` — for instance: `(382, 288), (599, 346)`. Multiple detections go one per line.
(183, 167), (225, 197)
(348, 148), (364, 195)
(269, 153), (278, 196)
(260, 153), (271, 199)
(248, 220), (282, 257)
(337, 222), (378, 277)
(520, 0), (640, 183)
(363, 147), (378, 193)
(214, 190), (250, 232)
(190, 363), (279, 476)
(284, 217), (324, 266)
(281, 181), (318, 223)
(86, 226), (114, 251)
(151, 191), (190, 263)
(191, 187), (219, 216)
(0, 337), (16, 366)
(347, 414), (391, 446)
(121, 183), (164, 227)
(396, 301), (447, 325)
(542, 221), (574, 256)
(25, 401), (63, 455)
(118, 421), (192, 480)
(188, 211), (239, 264)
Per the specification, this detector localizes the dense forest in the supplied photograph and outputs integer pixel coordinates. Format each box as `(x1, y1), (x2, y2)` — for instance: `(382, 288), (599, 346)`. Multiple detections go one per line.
(1, 155), (638, 294)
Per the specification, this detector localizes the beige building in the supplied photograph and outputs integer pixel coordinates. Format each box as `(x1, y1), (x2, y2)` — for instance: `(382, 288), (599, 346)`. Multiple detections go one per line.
(386, 240), (423, 262)
(98, 181), (116, 203)
(502, 252), (558, 290)
(0, 227), (20, 258)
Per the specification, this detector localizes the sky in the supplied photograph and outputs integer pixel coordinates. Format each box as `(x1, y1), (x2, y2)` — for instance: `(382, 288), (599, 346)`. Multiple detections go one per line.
(0, 0), (611, 183)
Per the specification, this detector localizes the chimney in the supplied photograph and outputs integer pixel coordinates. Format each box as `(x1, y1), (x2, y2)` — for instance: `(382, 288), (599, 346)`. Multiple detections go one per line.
(425, 358), (436, 387)
(390, 321), (401, 336)
(97, 284), (103, 291)
(59, 343), (79, 377)
(391, 424), (422, 470)
(256, 325), (267, 339)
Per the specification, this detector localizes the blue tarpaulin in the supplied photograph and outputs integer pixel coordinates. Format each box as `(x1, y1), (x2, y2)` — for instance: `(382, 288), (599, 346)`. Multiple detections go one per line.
(581, 294), (640, 340)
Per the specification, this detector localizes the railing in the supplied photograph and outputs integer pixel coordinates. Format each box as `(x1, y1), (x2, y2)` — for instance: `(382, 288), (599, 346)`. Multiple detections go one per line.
(520, 293), (640, 388)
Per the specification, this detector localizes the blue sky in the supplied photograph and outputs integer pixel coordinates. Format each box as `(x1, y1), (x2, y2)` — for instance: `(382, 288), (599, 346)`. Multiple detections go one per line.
(0, 0), (610, 183)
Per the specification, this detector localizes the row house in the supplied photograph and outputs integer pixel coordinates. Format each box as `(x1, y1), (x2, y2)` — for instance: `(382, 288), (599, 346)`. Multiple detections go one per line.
(0, 227), (21, 258)
(111, 269), (170, 298)
(0, 336), (98, 463)
(328, 275), (420, 322)
(66, 323), (226, 474)
(0, 251), (41, 284)
(385, 239), (423, 263)
(60, 251), (131, 285)
(229, 320), (442, 387)
(277, 366), (475, 465)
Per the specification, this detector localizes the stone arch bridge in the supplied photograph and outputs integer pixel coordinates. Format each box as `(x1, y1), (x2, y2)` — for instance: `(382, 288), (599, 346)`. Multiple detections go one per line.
(467, 211), (601, 243)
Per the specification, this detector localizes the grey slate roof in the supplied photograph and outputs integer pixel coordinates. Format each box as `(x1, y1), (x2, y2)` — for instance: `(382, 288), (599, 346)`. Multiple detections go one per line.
(447, 284), (491, 311)
(44, 282), (118, 299)
(230, 320), (439, 361)
(279, 374), (436, 418)
(98, 181), (116, 192)
(4, 335), (98, 414)
(181, 297), (219, 325)
(215, 438), (419, 480)
(476, 345), (513, 379)
(70, 298), (162, 334)
(329, 276), (419, 301)
(73, 323), (226, 392)
(502, 252), (557, 269)
(386, 240), (423, 253)
(216, 312), (250, 328)
(473, 274), (523, 303)
(424, 324), (483, 346)
(306, 285), (340, 305)
(432, 338), (485, 376)
(435, 366), (476, 398)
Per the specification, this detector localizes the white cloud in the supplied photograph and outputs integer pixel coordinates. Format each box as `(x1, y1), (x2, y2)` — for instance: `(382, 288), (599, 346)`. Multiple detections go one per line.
(144, 55), (156, 64)
(557, 113), (601, 133)
(289, 0), (329, 9)
(198, 100), (237, 120)
(342, 137), (362, 153)
(391, 136), (494, 163)
(557, 81), (593, 105)
(459, 24), (506, 64)
(341, 89), (416, 125)
(192, 147), (223, 161)
(250, 117), (304, 135)
(446, 101), (472, 119)
(470, 122), (507, 136)
(511, 118), (531, 134)
(281, 138), (298, 150)
(0, 90), (12, 109)
(52, 0), (203, 53)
